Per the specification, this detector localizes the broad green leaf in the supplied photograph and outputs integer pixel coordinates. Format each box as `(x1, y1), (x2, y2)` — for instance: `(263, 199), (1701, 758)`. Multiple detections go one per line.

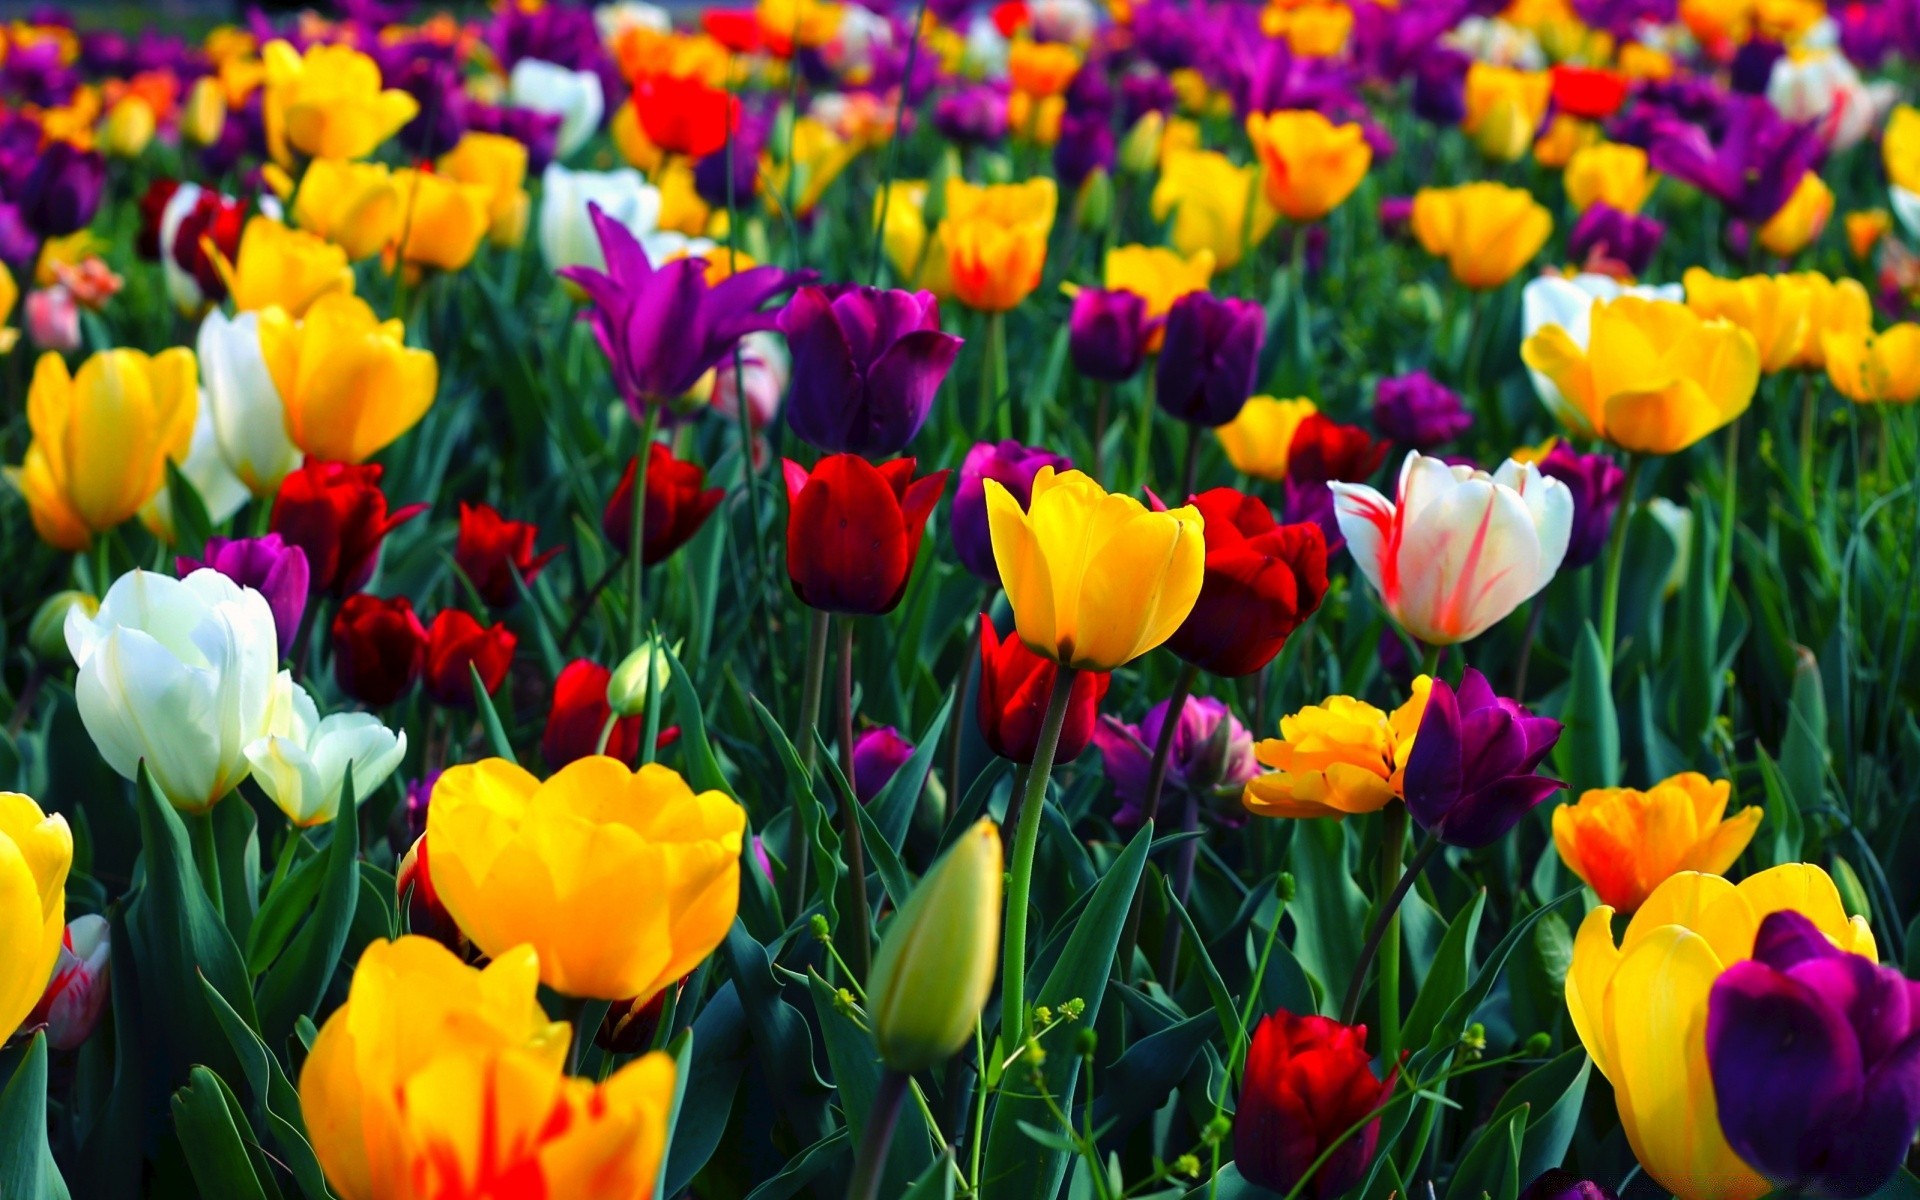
(0, 1035), (68, 1200)
(170, 1066), (280, 1200)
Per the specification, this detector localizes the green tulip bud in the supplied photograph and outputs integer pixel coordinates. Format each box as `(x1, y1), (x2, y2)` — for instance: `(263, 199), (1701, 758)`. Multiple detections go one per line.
(1074, 169), (1113, 233)
(607, 636), (677, 718)
(867, 818), (1003, 1072)
(30, 591), (95, 661)
(1119, 111), (1164, 176)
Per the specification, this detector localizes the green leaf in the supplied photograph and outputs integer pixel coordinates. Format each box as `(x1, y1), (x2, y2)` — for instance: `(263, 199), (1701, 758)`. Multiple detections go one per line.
(1672, 505), (1724, 748)
(1402, 890), (1487, 1056)
(1442, 1103), (1526, 1200)
(255, 771), (361, 1050)
(652, 1029), (695, 1200)
(665, 982), (751, 1197)
(717, 922), (834, 1143)
(1866, 1168), (1920, 1199)
(808, 971), (934, 1196)
(470, 663), (517, 763)
(1755, 748), (1804, 867)
(749, 696), (839, 931)
(0, 1035), (68, 1200)
(739, 1129), (849, 1200)
(1409, 890), (1581, 1077)
(900, 1151), (958, 1200)
(165, 459), (215, 562)
(1287, 819), (1366, 1011)
(169, 1066), (280, 1200)
(1555, 622), (1619, 798)
(868, 689), (951, 850)
(665, 644), (738, 800)
(1087, 1011), (1217, 1139)
(247, 840), (327, 976)
(201, 976), (335, 1200)
(1490, 1048), (1591, 1184)
(1778, 644), (1829, 815)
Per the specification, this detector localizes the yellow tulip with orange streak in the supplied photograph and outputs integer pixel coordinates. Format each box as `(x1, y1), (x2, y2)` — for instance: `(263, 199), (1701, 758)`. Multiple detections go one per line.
(1242, 680), (1432, 820)
(1552, 774), (1762, 914)
(1245, 110), (1372, 223)
(943, 178), (1056, 313)
(1463, 64), (1552, 161)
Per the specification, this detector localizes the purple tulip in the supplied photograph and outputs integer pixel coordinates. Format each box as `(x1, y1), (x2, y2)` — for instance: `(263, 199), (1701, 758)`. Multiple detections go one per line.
(18, 142), (106, 238)
(852, 726), (916, 804)
(1401, 668), (1563, 848)
(1707, 909), (1920, 1199)
(1378, 195), (1415, 240)
(951, 440), (1072, 585)
(1122, 73), (1177, 125)
(1373, 372), (1470, 449)
(1571, 0), (1674, 36)
(1093, 696), (1257, 828)
(1519, 1171), (1619, 1200)
(1535, 443), (1625, 570)
(560, 203), (802, 414)
(1282, 478), (1344, 555)
(1155, 293), (1266, 428)
(694, 106), (771, 207)
(1069, 287), (1153, 384)
(1568, 203), (1664, 277)
(1648, 95), (1821, 224)
(934, 84), (1010, 146)
(1729, 39), (1786, 96)
(392, 56), (471, 157)
(1412, 48), (1471, 126)
(468, 102), (565, 173)
(778, 285), (962, 457)
(0, 202), (38, 270)
(177, 535), (311, 659)
(1132, 0), (1201, 70)
(1053, 111), (1115, 189)
(405, 770), (443, 842)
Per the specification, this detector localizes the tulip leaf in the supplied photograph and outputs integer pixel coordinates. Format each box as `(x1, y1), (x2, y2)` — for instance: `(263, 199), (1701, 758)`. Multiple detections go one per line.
(246, 838), (327, 977)
(1554, 621), (1619, 800)
(201, 974), (337, 1200)
(718, 922), (835, 1143)
(70, 909), (143, 1199)
(665, 982), (752, 1197)
(900, 1150), (958, 1200)
(215, 793), (263, 948)
(665, 643), (739, 800)
(165, 459), (215, 563)
(1409, 889), (1581, 1078)
(255, 771), (361, 1051)
(170, 1065), (281, 1200)
(869, 688), (952, 852)
(1402, 889), (1487, 1057)
(1286, 819), (1367, 1013)
(1671, 506), (1724, 749)
(1489, 1048), (1591, 1185)
(1087, 1010), (1217, 1141)
(469, 663), (518, 764)
(850, 783), (914, 913)
(1864, 1168), (1920, 1198)
(738, 1128), (849, 1200)
(748, 696), (840, 931)
(0, 1035), (67, 1200)
(1755, 747), (1804, 867)
(1160, 877), (1240, 1048)
(807, 971), (935, 1196)
(1778, 644), (1830, 815)
(651, 1029), (695, 1200)
(936, 759), (1012, 854)
(1441, 1102), (1526, 1200)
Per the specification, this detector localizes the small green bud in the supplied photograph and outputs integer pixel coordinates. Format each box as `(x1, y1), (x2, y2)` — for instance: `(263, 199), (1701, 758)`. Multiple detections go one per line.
(1074, 168), (1113, 233)
(1118, 111), (1164, 175)
(1461, 1022), (1487, 1059)
(1274, 872), (1296, 903)
(606, 635), (677, 718)
(1522, 1032), (1553, 1058)
(833, 988), (859, 1018)
(30, 591), (95, 661)
(1203, 1115), (1232, 1146)
(1033, 1004), (1053, 1027)
(1174, 1155), (1201, 1178)
(1021, 1037), (1047, 1068)
(1073, 1027), (1098, 1058)
(1059, 997), (1086, 1021)
(810, 914), (832, 942)
(1395, 281), (1443, 327)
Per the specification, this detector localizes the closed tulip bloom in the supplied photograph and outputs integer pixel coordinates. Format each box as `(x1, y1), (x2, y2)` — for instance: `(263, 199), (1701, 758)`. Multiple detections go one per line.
(1554, 773), (1762, 914)
(1235, 1009), (1395, 1198)
(1287, 414), (1389, 486)
(1683, 269), (1813, 374)
(986, 466), (1205, 671)
(428, 756), (745, 1002)
(633, 73), (738, 159)
(197, 309), (302, 496)
(26, 914), (109, 1051)
(258, 294), (438, 464)
(1823, 324), (1920, 404)
(1371, 372), (1469, 449)
(869, 819), (1003, 1071)
(509, 58), (605, 160)
(1793, 272), (1874, 369)
(1521, 296), (1760, 454)
(217, 217), (355, 318)
(455, 502), (560, 608)
(422, 610), (517, 709)
(1401, 668), (1563, 848)
(0, 792), (71, 1042)
(1535, 442), (1626, 569)
(181, 76), (226, 147)
(543, 659), (642, 769)
(18, 142), (106, 238)
(178, 534), (310, 658)
(331, 594), (428, 707)
(977, 615), (1110, 765)
(1463, 65), (1552, 162)
(1242, 680), (1430, 819)
(779, 285), (962, 456)
(944, 180), (1056, 312)
(262, 39), (419, 165)
(1103, 244), (1215, 327)
(102, 95), (157, 158)
(1757, 170), (1833, 258)
(1068, 287), (1153, 382)
(540, 165), (662, 274)
(437, 132), (531, 248)
(1216, 395), (1318, 481)
(1410, 183), (1552, 290)
(1564, 142), (1656, 214)
(245, 684), (406, 827)
(272, 461), (428, 597)
(1166, 488), (1328, 677)
(852, 727), (914, 804)
(1155, 293), (1266, 427)
(1333, 453), (1572, 646)
(388, 169), (492, 273)
(784, 455), (948, 614)
(1551, 64), (1630, 121)
(1245, 109), (1372, 222)
(1095, 696), (1258, 827)
(292, 159), (402, 262)
(1568, 204), (1664, 277)
(1569, 865), (1876, 1200)
(1152, 149), (1278, 269)
(66, 569), (294, 812)
(603, 444), (725, 566)
(8, 348), (197, 551)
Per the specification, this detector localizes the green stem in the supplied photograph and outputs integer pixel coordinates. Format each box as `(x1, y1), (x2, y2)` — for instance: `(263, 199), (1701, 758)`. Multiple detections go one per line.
(837, 617), (872, 981)
(1340, 832), (1438, 1032)
(626, 407), (662, 652)
(1131, 372), (1158, 494)
(1375, 804), (1408, 1063)
(189, 808), (224, 916)
(1716, 415), (1740, 605)
(788, 608), (832, 919)
(1596, 453), (1645, 669)
(848, 1068), (911, 1200)
(1001, 666), (1078, 1048)
(1115, 661), (1198, 981)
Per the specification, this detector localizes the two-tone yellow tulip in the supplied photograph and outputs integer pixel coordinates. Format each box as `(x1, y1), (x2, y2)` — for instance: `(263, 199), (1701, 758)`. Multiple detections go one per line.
(1214, 395), (1317, 481)
(100, 95), (156, 157)
(217, 216), (355, 317)
(765, 117), (861, 221)
(1151, 149), (1278, 269)
(182, 75), (227, 146)
(426, 757), (745, 1002)
(437, 132), (531, 249)
(1520, 295), (1759, 454)
(1757, 171), (1833, 258)
(0, 793), (71, 1041)
(943, 177), (1056, 312)
(257, 294), (436, 463)
(1411, 183), (1552, 290)
(1563, 142), (1656, 213)
(1568, 865), (1875, 1200)
(984, 467), (1205, 671)
(1242, 680), (1431, 820)
(388, 169), (491, 273)
(292, 159), (401, 261)
(261, 39), (418, 165)
(1245, 109), (1371, 222)
(1682, 268), (1811, 374)
(1102, 243), (1212, 351)
(1552, 773), (1762, 914)
(1822, 323), (1920, 403)
(1790, 271), (1872, 368)
(7, 350), (197, 551)
(1463, 64), (1552, 162)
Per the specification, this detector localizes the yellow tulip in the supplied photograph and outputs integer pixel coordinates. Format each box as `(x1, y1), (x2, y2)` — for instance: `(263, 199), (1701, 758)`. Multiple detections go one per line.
(656, 158), (712, 237)
(1682, 268), (1812, 374)
(7, 350), (197, 552)
(1790, 271), (1872, 369)
(262, 39), (419, 165)
(101, 95), (156, 158)
(1262, 1), (1354, 56)
(1564, 142), (1655, 214)
(1846, 208), (1891, 260)
(1568, 865), (1874, 1200)
(868, 819), (1002, 1072)
(1756, 171), (1832, 258)
(1532, 115), (1599, 171)
(0, 793), (71, 1041)
(389, 169), (492, 273)
(217, 216), (355, 317)
(1214, 395), (1318, 481)
(1151, 149), (1278, 269)
(0, 261), (18, 355)
(426, 757), (746, 1002)
(1008, 91), (1065, 146)
(1822, 323), (1920, 403)
(258, 295), (437, 464)
(1008, 39), (1081, 97)
(1883, 104), (1920, 193)
(984, 467), (1205, 671)
(874, 180), (949, 297)
(1552, 773), (1762, 914)
(182, 75), (227, 146)
(765, 117), (861, 220)
(438, 132), (531, 248)
(1463, 64), (1552, 162)
(942, 178), (1057, 313)
(610, 101), (665, 174)
(292, 159), (402, 262)
(1411, 182), (1552, 290)
(1245, 109), (1372, 223)
(1242, 681), (1431, 820)
(1522, 296), (1759, 453)
(299, 936), (675, 1200)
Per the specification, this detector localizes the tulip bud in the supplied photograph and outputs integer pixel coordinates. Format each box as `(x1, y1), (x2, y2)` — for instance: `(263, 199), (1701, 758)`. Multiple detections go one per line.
(1074, 168), (1112, 233)
(1119, 111), (1164, 175)
(1830, 854), (1872, 920)
(183, 77), (227, 147)
(867, 819), (1003, 1072)
(30, 591), (95, 661)
(102, 97), (157, 159)
(607, 636), (675, 718)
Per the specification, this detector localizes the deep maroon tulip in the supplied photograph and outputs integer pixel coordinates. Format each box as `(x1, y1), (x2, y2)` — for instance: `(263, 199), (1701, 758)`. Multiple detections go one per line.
(178, 534), (310, 658)
(1568, 203), (1664, 277)
(455, 502), (560, 608)
(1235, 1009), (1396, 1198)
(977, 615), (1110, 765)
(1166, 488), (1328, 677)
(1520, 1171), (1619, 1200)
(778, 285), (962, 457)
(1068, 287), (1153, 384)
(19, 141), (107, 238)
(1536, 442), (1625, 569)
(393, 56), (471, 157)
(1372, 372), (1471, 449)
(332, 594), (428, 707)
(1093, 696), (1257, 828)
(852, 726), (915, 803)
(422, 610), (516, 709)
(783, 455), (948, 615)
(1053, 111), (1114, 189)
(951, 440), (1071, 585)
(1288, 414), (1389, 486)
(934, 84), (1010, 145)
(1155, 292), (1265, 427)
(542, 659), (641, 769)
(1412, 47), (1470, 125)
(603, 443), (725, 566)
(1707, 910), (1920, 1200)
(1401, 668), (1563, 848)
(272, 461), (428, 598)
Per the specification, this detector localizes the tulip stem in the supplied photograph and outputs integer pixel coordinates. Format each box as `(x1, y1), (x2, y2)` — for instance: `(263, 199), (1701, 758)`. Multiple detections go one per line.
(625, 407), (661, 654)
(188, 809), (224, 917)
(1002, 666), (1078, 1049)
(1116, 661), (1198, 982)
(1340, 827), (1437, 1036)
(789, 608), (833, 920)
(1092, 382), (1111, 486)
(1179, 423), (1200, 499)
(837, 618), (872, 981)
(848, 1068), (910, 1200)
(1596, 453), (1645, 670)
(1716, 415), (1740, 605)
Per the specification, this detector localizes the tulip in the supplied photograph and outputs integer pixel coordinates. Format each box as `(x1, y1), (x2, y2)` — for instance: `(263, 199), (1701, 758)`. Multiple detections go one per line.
(712, 331), (790, 436)
(245, 684), (406, 827)
(508, 58), (605, 160)
(1793, 272), (1874, 369)
(986, 466), (1205, 671)
(427, 756), (746, 1001)
(633, 73), (738, 159)
(1287, 414), (1388, 486)
(331, 594), (427, 707)
(291, 159), (402, 262)
(1463, 65), (1551, 162)
(1551, 65), (1630, 120)
(437, 132), (531, 248)
(217, 217), (355, 318)
(543, 659), (643, 769)
(197, 309), (302, 496)
(1095, 696), (1258, 827)
(602, 443), (725, 565)
(1068, 287), (1153, 383)
(1372, 372), (1470, 449)
(942, 178), (1057, 313)
(1410, 183), (1552, 290)
(455, 502), (560, 608)
(258, 294), (438, 465)
(1756, 171), (1834, 258)
(1568, 865), (1876, 1200)
(1520, 274), (1685, 434)
(784, 455), (948, 615)
(422, 610), (516, 709)
(388, 169), (492, 273)
(262, 39), (419, 165)
(66, 569), (293, 812)
(1245, 109), (1372, 222)
(178, 535), (311, 659)
(1554, 773), (1762, 914)
(778, 285), (963, 457)
(1400, 668), (1562, 848)
(1535, 442), (1626, 569)
(935, 85), (1011, 146)
(1332, 453), (1572, 646)
(154, 184), (246, 312)
(1682, 269), (1813, 374)
(272, 461), (427, 598)
(868, 818), (1003, 1071)
(18, 142), (106, 238)
(299, 936), (676, 1200)
(1564, 142), (1656, 214)
(141, 402), (251, 547)
(765, 117), (862, 221)
(1823, 324), (1920, 404)
(1242, 680), (1431, 820)
(28, 592), (96, 662)
(1151, 149), (1277, 269)
(1847, 210), (1891, 260)
(25, 914), (108, 1051)
(1521, 1171), (1619, 1200)
(1164, 488), (1328, 677)
(1235, 1009), (1395, 1198)
(1568, 204), (1664, 277)
(1215, 395), (1318, 482)
(1103, 244), (1215, 330)
(1521, 296), (1759, 454)
(977, 614), (1110, 765)
(181, 76), (227, 147)
(539, 165), (663, 274)
(852, 727), (915, 804)
(8, 348), (198, 552)
(22, 284), (74, 351)
(1155, 293), (1266, 427)
(0, 792), (71, 1042)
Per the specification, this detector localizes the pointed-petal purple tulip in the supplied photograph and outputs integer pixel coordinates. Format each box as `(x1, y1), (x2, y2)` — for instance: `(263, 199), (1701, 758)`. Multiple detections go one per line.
(778, 284), (962, 457)
(1401, 668), (1563, 848)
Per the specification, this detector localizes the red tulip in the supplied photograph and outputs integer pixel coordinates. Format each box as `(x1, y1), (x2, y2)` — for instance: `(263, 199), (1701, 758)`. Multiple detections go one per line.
(1286, 414), (1388, 486)
(397, 833), (469, 958)
(1166, 489), (1328, 678)
(634, 74), (739, 158)
(272, 461), (427, 597)
(1236, 1009), (1396, 1199)
(542, 658), (643, 769)
(602, 443), (726, 566)
(1550, 65), (1630, 121)
(332, 594), (428, 706)
(782, 455), (948, 615)
(455, 502), (560, 608)
(701, 9), (762, 53)
(976, 614), (1110, 764)
(422, 610), (517, 708)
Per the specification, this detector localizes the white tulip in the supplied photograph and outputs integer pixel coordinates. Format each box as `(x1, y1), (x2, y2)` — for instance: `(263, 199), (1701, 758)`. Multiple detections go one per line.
(66, 570), (294, 812)
(244, 685), (406, 828)
(1892, 186), (1920, 241)
(595, 0), (671, 41)
(509, 58), (605, 161)
(1332, 452), (1573, 646)
(138, 397), (249, 543)
(197, 309), (302, 496)
(1521, 273), (1683, 435)
(1767, 50), (1896, 152)
(540, 163), (663, 274)
(158, 181), (208, 314)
